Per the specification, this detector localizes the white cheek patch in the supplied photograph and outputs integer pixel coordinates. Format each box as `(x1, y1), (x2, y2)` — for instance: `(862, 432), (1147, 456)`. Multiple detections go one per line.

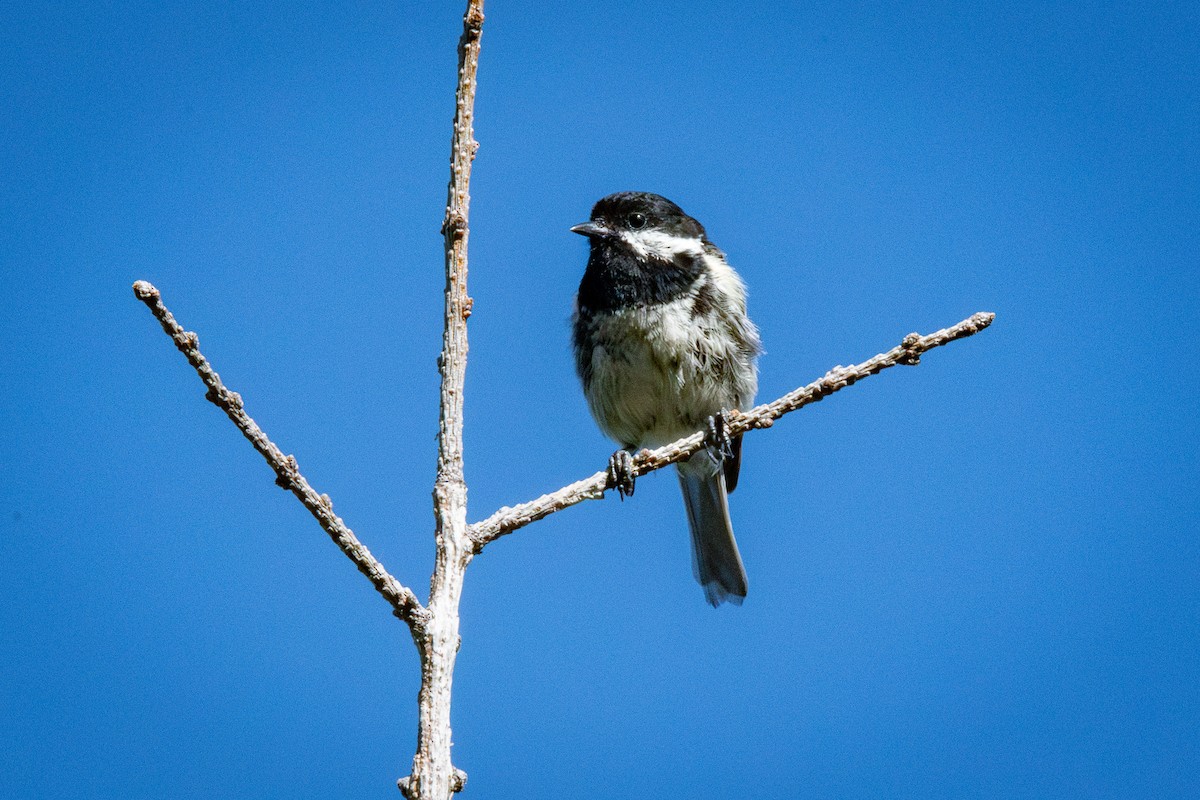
(620, 229), (705, 261)
(702, 251), (748, 310)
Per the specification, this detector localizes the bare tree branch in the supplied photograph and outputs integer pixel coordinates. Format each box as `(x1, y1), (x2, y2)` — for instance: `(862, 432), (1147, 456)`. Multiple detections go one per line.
(402, 2), (485, 798)
(468, 311), (996, 550)
(130, 3), (997, 796)
(130, 280), (430, 635)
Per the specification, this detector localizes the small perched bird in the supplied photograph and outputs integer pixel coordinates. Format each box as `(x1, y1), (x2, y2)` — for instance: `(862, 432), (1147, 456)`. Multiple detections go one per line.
(571, 192), (762, 606)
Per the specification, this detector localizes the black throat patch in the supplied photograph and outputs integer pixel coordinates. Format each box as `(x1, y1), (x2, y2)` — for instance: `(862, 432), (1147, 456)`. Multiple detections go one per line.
(576, 241), (704, 313)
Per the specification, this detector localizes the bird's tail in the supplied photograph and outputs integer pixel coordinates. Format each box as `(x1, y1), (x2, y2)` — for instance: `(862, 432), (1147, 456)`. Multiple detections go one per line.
(677, 451), (747, 606)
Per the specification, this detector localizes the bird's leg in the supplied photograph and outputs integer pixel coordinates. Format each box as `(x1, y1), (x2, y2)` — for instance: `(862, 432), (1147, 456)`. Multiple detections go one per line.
(705, 412), (735, 462)
(607, 449), (637, 500)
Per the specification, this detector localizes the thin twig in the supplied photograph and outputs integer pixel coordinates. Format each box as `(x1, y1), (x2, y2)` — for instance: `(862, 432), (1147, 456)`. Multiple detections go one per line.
(401, 2), (485, 798)
(131, 280), (430, 635)
(468, 311), (996, 549)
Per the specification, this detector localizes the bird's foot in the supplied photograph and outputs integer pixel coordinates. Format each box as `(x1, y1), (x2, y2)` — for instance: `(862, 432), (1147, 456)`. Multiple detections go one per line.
(607, 449), (637, 500)
(706, 412), (735, 462)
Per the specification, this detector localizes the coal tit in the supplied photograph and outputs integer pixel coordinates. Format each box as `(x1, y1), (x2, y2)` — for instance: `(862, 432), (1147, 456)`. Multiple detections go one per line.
(571, 192), (762, 606)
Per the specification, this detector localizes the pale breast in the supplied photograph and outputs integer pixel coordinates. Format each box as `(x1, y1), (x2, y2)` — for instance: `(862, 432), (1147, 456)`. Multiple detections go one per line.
(578, 287), (756, 449)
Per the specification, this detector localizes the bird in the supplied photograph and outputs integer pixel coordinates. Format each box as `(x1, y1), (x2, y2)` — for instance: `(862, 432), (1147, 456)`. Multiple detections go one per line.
(570, 192), (762, 606)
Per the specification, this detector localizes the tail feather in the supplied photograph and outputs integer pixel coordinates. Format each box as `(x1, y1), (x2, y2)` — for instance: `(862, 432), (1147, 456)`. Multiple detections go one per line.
(677, 452), (748, 606)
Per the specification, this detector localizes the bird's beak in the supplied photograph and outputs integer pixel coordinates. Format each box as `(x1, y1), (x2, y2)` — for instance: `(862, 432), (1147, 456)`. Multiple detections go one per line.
(570, 221), (608, 238)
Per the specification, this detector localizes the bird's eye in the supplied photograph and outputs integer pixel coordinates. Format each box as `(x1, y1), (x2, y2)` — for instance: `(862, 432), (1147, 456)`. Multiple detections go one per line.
(627, 212), (647, 229)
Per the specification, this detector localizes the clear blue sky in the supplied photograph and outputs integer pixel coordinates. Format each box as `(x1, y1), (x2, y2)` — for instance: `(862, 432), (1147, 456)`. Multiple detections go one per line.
(2, 2), (1197, 798)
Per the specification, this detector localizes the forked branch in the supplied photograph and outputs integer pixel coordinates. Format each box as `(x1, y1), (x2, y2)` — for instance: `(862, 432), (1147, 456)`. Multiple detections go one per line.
(131, 280), (430, 636)
(131, 4), (995, 796)
(468, 311), (996, 550)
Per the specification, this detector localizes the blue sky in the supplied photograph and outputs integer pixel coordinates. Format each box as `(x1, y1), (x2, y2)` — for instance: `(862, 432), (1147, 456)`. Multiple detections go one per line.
(2, 1), (1197, 798)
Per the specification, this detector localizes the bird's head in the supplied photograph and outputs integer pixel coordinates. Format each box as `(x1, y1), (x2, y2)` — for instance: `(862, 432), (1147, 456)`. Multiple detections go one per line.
(571, 192), (707, 262)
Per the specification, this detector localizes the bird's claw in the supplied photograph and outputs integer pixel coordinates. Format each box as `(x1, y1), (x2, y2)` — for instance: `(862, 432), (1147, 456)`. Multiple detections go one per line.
(607, 450), (637, 500)
(706, 412), (735, 462)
